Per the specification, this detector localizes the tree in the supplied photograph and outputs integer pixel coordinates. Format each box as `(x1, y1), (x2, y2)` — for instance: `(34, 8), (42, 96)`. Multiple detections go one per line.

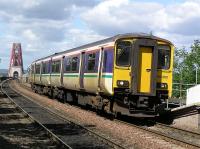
(172, 40), (200, 97)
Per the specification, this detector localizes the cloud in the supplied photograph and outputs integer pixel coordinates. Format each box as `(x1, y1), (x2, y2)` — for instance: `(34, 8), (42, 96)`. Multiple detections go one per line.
(82, 0), (164, 36)
(66, 28), (107, 47)
(82, 0), (200, 39)
(22, 29), (37, 41)
(165, 1), (200, 35)
(24, 0), (71, 20)
(1, 0), (200, 70)
(0, 0), (99, 21)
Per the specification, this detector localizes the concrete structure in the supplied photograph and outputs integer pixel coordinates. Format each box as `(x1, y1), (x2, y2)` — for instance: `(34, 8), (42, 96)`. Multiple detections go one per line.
(186, 84), (200, 105)
(198, 108), (200, 129)
(8, 43), (23, 78)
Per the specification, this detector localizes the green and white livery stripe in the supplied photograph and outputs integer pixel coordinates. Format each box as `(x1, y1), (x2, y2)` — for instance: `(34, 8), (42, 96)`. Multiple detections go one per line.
(51, 73), (60, 76)
(41, 74), (50, 76)
(64, 73), (79, 77)
(37, 73), (113, 78)
(102, 73), (113, 78)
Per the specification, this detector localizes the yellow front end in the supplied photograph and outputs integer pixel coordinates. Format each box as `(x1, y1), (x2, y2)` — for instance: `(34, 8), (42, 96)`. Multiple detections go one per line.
(112, 37), (174, 115)
(156, 43), (174, 98)
(113, 39), (132, 90)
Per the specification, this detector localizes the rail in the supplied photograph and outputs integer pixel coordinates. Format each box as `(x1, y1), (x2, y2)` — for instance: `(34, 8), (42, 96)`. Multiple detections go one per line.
(4, 79), (126, 149)
(0, 79), (72, 149)
(115, 118), (200, 148)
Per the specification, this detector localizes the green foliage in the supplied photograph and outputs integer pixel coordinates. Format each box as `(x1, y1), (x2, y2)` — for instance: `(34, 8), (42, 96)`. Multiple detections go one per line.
(173, 40), (200, 97)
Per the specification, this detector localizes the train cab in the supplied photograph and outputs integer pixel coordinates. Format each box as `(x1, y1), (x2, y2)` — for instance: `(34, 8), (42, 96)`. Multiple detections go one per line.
(112, 35), (174, 116)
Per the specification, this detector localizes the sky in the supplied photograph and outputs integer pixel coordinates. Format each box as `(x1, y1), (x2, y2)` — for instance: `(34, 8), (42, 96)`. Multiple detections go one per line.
(0, 0), (200, 69)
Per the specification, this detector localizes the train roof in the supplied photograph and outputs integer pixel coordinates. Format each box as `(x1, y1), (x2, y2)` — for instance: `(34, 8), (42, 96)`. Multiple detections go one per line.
(33, 33), (173, 63)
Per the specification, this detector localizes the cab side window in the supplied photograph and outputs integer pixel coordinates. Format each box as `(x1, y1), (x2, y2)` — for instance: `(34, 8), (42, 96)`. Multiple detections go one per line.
(116, 41), (131, 66)
(157, 45), (171, 70)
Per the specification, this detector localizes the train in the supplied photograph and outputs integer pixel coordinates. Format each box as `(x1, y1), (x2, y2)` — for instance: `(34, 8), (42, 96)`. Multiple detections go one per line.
(27, 33), (174, 117)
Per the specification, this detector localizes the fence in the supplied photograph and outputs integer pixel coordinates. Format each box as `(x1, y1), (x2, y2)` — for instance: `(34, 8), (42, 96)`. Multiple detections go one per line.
(172, 82), (196, 105)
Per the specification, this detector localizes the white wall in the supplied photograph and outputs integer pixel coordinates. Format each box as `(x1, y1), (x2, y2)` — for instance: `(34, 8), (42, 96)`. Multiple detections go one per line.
(186, 84), (200, 105)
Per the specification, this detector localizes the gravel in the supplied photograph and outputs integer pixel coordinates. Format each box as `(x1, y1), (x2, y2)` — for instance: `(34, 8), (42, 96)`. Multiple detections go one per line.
(11, 81), (188, 149)
(0, 96), (62, 148)
(171, 114), (200, 132)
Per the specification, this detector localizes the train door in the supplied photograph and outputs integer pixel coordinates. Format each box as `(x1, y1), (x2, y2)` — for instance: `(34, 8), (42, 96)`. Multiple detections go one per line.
(39, 63), (42, 83)
(33, 63), (36, 83)
(60, 56), (64, 86)
(80, 52), (85, 89)
(98, 48), (104, 90)
(138, 47), (153, 93)
(131, 39), (158, 96)
(49, 58), (52, 86)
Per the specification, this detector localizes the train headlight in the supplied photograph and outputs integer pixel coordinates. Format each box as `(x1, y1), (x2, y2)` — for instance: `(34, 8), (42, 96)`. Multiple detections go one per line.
(117, 80), (129, 87)
(157, 83), (168, 89)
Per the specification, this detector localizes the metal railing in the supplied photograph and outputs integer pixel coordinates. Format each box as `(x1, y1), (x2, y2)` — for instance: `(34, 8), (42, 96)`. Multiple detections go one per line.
(172, 82), (196, 106)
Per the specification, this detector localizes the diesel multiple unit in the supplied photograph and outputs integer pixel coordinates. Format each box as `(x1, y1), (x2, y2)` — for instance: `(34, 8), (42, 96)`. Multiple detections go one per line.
(29, 33), (174, 117)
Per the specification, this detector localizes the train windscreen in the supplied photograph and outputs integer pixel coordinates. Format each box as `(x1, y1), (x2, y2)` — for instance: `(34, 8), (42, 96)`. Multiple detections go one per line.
(157, 45), (170, 69)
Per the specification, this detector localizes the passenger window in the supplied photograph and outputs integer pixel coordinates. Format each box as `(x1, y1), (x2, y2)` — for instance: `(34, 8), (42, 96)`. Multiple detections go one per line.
(116, 41), (131, 66)
(52, 62), (55, 73)
(103, 49), (113, 73)
(64, 56), (79, 72)
(71, 57), (79, 71)
(52, 63), (55, 73)
(35, 64), (41, 74)
(31, 65), (34, 74)
(55, 62), (60, 73)
(157, 46), (170, 69)
(47, 61), (51, 73)
(87, 53), (96, 71)
(42, 63), (46, 74)
(65, 58), (71, 72)
(52, 60), (61, 73)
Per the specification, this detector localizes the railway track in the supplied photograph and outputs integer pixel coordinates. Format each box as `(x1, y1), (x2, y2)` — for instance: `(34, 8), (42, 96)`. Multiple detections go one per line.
(148, 122), (200, 148)
(10, 80), (200, 148)
(115, 118), (200, 148)
(0, 80), (68, 148)
(2, 79), (125, 149)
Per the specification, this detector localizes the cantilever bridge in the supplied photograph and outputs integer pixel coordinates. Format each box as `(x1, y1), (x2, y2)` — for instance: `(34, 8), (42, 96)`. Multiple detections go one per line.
(8, 43), (23, 78)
